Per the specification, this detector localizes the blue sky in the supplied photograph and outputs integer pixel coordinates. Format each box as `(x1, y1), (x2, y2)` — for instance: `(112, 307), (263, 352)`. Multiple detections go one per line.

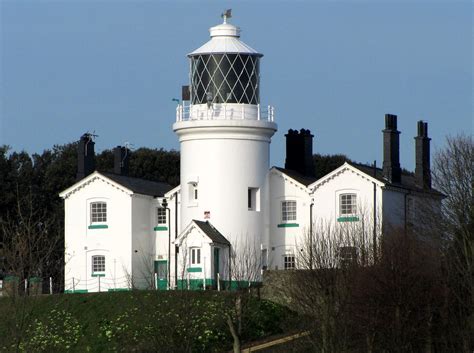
(1, 1), (472, 170)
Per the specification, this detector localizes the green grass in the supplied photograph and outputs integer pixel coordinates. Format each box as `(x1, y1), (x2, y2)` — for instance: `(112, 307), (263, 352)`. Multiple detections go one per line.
(0, 291), (294, 353)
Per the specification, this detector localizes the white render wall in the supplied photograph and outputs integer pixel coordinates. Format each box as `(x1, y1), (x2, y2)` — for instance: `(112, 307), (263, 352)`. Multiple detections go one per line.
(310, 167), (384, 265)
(63, 176), (133, 292)
(268, 165), (388, 270)
(174, 119), (276, 261)
(131, 195), (155, 289)
(382, 188), (407, 232)
(268, 170), (311, 270)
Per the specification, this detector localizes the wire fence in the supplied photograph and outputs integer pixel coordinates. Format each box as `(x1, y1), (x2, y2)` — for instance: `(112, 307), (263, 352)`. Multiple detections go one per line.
(0, 271), (256, 296)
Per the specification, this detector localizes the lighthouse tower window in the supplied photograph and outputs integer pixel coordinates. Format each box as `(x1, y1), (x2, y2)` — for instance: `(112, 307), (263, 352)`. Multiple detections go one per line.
(248, 188), (260, 211)
(188, 182), (198, 204)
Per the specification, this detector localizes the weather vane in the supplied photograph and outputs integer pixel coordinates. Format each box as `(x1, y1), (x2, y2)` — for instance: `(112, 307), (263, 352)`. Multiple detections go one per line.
(221, 9), (232, 23)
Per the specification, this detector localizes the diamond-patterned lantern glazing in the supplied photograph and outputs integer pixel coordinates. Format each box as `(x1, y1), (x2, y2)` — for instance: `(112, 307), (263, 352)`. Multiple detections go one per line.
(190, 53), (260, 105)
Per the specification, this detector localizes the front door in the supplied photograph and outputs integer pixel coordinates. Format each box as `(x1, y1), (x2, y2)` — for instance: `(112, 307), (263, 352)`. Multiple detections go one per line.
(154, 260), (168, 290)
(213, 247), (220, 288)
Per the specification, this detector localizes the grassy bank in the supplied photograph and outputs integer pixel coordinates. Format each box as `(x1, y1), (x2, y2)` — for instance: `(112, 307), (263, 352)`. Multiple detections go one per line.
(0, 291), (294, 353)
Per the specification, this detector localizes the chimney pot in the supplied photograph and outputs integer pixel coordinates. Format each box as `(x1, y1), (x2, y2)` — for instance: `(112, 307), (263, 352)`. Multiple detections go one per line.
(382, 114), (401, 183)
(285, 128), (315, 177)
(76, 133), (95, 180)
(415, 120), (431, 189)
(114, 146), (130, 176)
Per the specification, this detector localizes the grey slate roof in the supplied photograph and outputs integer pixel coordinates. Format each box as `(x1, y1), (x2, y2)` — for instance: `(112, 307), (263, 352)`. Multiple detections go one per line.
(102, 172), (173, 197)
(274, 167), (318, 187)
(275, 164), (443, 197)
(348, 163), (444, 197)
(193, 220), (231, 246)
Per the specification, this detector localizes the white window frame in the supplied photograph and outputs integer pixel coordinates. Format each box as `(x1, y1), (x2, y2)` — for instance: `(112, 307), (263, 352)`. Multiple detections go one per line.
(190, 247), (201, 266)
(157, 207), (167, 225)
(281, 200), (297, 222)
(283, 254), (296, 270)
(90, 201), (107, 224)
(92, 255), (106, 274)
(339, 193), (357, 216)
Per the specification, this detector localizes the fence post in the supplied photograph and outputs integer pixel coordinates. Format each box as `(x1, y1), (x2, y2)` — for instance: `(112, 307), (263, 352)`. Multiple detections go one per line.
(98, 276), (101, 292)
(154, 273), (158, 290)
(217, 273), (220, 291)
(49, 277), (53, 295)
(72, 277), (75, 293)
(24, 279), (28, 295)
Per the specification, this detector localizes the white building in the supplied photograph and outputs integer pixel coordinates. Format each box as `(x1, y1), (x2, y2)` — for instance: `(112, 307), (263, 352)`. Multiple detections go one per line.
(61, 14), (442, 293)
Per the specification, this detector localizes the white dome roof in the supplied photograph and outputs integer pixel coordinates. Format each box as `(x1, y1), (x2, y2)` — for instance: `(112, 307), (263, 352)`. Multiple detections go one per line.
(188, 21), (262, 57)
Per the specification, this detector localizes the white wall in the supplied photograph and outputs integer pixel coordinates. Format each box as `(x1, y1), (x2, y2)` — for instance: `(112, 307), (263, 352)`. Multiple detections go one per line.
(268, 166), (386, 270)
(382, 188), (406, 232)
(63, 176), (132, 292)
(174, 119), (276, 280)
(268, 170), (311, 270)
(310, 167), (384, 265)
(131, 195), (155, 289)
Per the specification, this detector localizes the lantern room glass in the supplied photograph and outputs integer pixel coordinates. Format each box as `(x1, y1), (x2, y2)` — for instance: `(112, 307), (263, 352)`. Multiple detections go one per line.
(190, 53), (260, 105)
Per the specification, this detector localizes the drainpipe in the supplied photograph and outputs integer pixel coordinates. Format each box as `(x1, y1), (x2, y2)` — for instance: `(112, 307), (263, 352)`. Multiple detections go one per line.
(404, 190), (411, 236)
(161, 198), (171, 290)
(309, 201), (314, 270)
(174, 191), (178, 289)
(373, 161), (377, 263)
(228, 244), (232, 290)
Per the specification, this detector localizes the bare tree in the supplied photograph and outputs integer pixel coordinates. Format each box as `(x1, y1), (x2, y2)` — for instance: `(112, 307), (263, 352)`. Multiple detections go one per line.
(0, 190), (62, 288)
(227, 236), (262, 288)
(0, 190), (63, 353)
(433, 133), (473, 352)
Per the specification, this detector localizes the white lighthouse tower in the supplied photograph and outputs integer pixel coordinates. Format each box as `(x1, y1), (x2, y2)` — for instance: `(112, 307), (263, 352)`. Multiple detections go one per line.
(173, 11), (277, 285)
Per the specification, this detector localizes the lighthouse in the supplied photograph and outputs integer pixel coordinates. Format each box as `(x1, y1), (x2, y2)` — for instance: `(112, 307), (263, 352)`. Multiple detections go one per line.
(173, 11), (277, 284)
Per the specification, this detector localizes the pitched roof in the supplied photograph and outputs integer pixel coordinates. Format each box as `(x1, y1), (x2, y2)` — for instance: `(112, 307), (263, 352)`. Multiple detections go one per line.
(273, 167), (318, 187)
(102, 172), (173, 197)
(348, 163), (444, 197)
(193, 220), (230, 246)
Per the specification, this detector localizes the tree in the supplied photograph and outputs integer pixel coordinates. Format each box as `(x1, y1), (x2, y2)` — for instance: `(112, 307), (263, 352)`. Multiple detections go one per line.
(432, 133), (473, 352)
(313, 153), (351, 179)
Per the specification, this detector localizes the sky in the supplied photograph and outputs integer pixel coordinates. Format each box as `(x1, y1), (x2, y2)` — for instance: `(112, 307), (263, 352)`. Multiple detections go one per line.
(1, 0), (472, 170)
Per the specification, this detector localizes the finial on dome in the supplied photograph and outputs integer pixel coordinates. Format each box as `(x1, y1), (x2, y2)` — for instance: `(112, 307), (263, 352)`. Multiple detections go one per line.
(221, 9), (232, 24)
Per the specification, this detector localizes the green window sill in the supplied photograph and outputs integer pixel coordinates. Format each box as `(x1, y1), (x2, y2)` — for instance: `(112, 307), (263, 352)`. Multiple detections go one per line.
(187, 267), (202, 273)
(277, 223), (299, 228)
(107, 288), (130, 292)
(154, 226), (168, 231)
(91, 273), (105, 277)
(88, 224), (108, 229)
(337, 216), (359, 222)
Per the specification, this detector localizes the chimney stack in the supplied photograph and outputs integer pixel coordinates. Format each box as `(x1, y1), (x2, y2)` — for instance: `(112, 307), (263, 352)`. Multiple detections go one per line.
(77, 133), (95, 180)
(285, 129), (315, 177)
(113, 146), (130, 176)
(382, 114), (401, 183)
(414, 121), (431, 189)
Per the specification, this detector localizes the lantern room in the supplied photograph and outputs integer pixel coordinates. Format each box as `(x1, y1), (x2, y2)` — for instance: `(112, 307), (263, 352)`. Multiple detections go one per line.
(176, 11), (273, 122)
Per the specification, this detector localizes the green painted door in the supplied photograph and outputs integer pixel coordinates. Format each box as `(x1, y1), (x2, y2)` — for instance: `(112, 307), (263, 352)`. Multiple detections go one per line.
(154, 260), (168, 290)
(213, 248), (220, 288)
